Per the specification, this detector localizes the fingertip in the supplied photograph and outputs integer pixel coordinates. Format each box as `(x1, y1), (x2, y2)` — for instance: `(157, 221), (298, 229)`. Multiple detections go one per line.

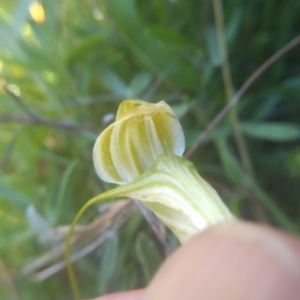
(142, 222), (300, 300)
(91, 289), (144, 300)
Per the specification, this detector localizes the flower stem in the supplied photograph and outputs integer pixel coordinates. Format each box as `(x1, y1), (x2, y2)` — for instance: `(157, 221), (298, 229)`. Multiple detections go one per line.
(64, 192), (117, 300)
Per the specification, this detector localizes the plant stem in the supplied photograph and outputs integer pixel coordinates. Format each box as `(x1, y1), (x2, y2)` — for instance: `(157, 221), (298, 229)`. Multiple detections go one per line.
(212, 0), (268, 222)
(212, 0), (254, 178)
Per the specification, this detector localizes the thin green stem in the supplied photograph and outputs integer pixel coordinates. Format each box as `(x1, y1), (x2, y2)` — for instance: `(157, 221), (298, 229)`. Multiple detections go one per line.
(64, 192), (114, 300)
(212, 0), (268, 222)
(212, 0), (253, 178)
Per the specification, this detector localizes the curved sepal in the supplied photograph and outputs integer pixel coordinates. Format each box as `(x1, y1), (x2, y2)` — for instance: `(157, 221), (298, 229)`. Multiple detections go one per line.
(90, 154), (235, 243)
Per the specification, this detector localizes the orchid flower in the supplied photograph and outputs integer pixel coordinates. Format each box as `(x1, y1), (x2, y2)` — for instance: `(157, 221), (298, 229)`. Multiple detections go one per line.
(92, 99), (235, 243)
(65, 99), (235, 299)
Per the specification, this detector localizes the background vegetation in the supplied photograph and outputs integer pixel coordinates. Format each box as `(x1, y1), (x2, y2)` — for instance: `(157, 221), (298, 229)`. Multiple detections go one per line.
(0, 0), (300, 299)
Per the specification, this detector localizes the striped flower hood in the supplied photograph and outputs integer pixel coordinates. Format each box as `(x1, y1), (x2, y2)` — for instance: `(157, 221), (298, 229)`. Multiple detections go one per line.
(93, 100), (185, 185)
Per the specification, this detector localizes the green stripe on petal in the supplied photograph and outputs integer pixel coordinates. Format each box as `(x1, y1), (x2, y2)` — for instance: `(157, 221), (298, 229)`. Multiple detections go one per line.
(93, 124), (123, 184)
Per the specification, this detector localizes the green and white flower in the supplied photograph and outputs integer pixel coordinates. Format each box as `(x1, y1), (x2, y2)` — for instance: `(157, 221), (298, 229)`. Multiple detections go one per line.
(92, 99), (235, 243)
(66, 99), (235, 299)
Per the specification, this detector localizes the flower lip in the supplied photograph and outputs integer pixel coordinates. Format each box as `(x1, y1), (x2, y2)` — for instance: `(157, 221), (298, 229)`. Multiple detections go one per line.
(93, 100), (185, 185)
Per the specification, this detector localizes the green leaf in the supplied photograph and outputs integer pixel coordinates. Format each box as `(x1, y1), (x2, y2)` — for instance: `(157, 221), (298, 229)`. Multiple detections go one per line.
(100, 67), (127, 97)
(12, 0), (32, 36)
(205, 25), (222, 67)
(110, 0), (142, 40)
(135, 232), (163, 282)
(128, 72), (153, 98)
(215, 138), (298, 233)
(0, 182), (32, 208)
(172, 102), (191, 119)
(97, 236), (119, 295)
(215, 137), (245, 184)
(241, 122), (300, 142)
(0, 21), (24, 57)
(65, 35), (107, 65)
(54, 160), (79, 224)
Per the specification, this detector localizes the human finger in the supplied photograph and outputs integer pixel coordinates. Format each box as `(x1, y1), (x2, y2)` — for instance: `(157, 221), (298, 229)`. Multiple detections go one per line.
(91, 289), (144, 300)
(142, 222), (300, 300)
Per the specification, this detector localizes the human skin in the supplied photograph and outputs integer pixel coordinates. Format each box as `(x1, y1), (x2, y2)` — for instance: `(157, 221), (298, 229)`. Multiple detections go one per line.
(93, 222), (300, 300)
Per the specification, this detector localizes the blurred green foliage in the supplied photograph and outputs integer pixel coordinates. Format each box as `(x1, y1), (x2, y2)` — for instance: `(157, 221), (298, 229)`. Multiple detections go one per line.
(0, 0), (300, 299)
